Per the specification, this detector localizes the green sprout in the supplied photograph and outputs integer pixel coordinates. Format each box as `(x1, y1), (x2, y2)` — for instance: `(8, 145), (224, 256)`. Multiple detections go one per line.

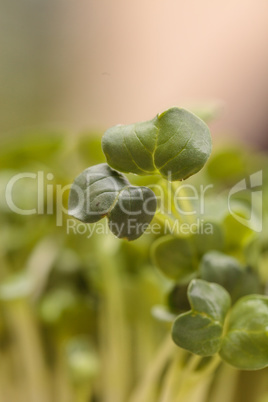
(68, 105), (268, 374)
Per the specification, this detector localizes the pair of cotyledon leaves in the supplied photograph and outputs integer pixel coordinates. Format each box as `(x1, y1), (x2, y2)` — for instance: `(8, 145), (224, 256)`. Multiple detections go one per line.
(155, 246), (267, 371)
(172, 278), (268, 371)
(68, 107), (212, 240)
(153, 232), (268, 370)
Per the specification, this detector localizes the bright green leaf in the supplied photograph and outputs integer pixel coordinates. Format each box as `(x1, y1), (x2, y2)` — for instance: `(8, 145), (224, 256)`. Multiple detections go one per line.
(102, 107), (212, 181)
(223, 206), (255, 251)
(220, 295), (268, 370)
(206, 147), (247, 184)
(172, 279), (231, 356)
(0, 131), (64, 169)
(77, 133), (106, 165)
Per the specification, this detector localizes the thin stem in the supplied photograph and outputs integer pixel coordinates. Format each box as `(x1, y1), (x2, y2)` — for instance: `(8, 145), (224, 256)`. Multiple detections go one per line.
(129, 335), (176, 402)
(154, 213), (181, 236)
(158, 352), (182, 402)
(174, 353), (202, 397)
(5, 299), (51, 402)
(96, 235), (131, 402)
(175, 354), (221, 402)
(171, 182), (197, 225)
(53, 350), (74, 402)
(206, 362), (239, 402)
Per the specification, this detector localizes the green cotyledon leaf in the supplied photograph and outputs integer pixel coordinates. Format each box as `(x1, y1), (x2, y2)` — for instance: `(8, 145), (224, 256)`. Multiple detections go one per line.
(151, 222), (224, 283)
(151, 235), (198, 282)
(101, 107), (212, 181)
(172, 279), (231, 356)
(68, 163), (157, 240)
(200, 251), (262, 304)
(220, 295), (268, 370)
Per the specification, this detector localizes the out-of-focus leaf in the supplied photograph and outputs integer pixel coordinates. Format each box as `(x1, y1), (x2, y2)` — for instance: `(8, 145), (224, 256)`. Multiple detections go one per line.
(0, 132), (64, 169)
(65, 337), (99, 384)
(193, 221), (225, 256)
(167, 283), (190, 314)
(206, 148), (247, 184)
(0, 273), (33, 300)
(152, 222), (225, 283)
(189, 100), (223, 123)
(151, 235), (197, 282)
(199, 251), (261, 303)
(200, 251), (242, 297)
(77, 134), (106, 165)
(172, 279), (231, 356)
(0, 170), (39, 214)
(151, 305), (176, 322)
(220, 295), (268, 370)
(223, 207), (255, 251)
(39, 287), (95, 340)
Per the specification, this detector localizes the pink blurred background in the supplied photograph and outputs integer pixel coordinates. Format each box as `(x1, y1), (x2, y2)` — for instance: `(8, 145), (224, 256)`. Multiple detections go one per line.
(1, 0), (268, 145)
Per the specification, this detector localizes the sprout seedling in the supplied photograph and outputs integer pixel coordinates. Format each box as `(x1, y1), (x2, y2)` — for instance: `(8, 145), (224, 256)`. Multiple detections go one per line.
(69, 106), (268, 375)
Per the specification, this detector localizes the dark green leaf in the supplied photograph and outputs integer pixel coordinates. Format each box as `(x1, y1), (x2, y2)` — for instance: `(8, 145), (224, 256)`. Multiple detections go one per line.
(172, 279), (231, 356)
(220, 295), (268, 370)
(68, 163), (157, 240)
(108, 185), (157, 240)
(200, 251), (262, 303)
(151, 235), (198, 282)
(102, 107), (212, 181)
(68, 163), (129, 223)
(199, 251), (243, 302)
(167, 283), (190, 314)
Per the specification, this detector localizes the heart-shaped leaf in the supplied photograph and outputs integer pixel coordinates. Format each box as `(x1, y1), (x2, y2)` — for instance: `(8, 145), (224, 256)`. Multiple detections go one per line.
(220, 295), (268, 370)
(151, 223), (224, 283)
(68, 163), (157, 240)
(200, 251), (262, 303)
(151, 235), (198, 282)
(102, 107), (212, 181)
(172, 279), (231, 356)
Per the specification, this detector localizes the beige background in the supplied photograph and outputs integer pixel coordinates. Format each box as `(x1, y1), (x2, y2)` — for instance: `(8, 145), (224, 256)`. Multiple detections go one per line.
(1, 0), (268, 145)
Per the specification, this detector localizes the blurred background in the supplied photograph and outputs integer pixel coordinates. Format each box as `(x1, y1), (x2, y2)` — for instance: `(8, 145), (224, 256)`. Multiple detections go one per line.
(1, 1), (268, 402)
(1, 0), (268, 145)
